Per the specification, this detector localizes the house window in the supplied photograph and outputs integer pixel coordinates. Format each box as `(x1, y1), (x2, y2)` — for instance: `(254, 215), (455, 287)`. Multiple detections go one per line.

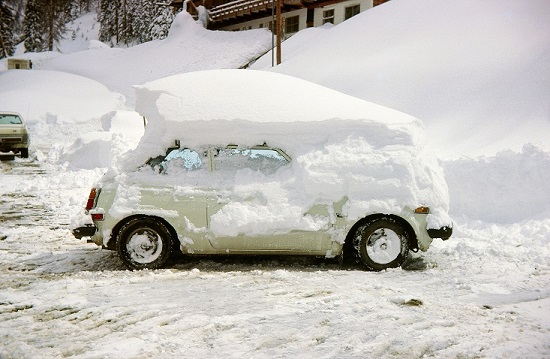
(285, 15), (299, 34)
(323, 9), (334, 24)
(345, 5), (360, 20)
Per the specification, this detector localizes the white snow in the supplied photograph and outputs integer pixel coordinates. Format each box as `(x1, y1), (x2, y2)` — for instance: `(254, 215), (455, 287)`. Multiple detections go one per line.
(252, 0), (550, 159)
(0, 1), (549, 357)
(24, 11), (273, 105)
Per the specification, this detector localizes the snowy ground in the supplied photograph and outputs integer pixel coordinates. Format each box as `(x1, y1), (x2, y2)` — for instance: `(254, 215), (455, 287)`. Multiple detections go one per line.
(1, 157), (549, 358)
(1, 0), (550, 357)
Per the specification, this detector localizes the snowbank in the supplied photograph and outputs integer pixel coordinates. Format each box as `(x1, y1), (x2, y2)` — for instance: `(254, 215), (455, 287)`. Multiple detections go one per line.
(57, 111), (144, 170)
(444, 144), (550, 223)
(38, 11), (272, 105)
(0, 70), (124, 125)
(0, 70), (141, 165)
(255, 0), (550, 158)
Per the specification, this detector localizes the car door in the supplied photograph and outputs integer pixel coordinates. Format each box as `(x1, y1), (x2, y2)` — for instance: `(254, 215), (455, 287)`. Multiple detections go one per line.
(138, 148), (216, 251)
(205, 146), (338, 254)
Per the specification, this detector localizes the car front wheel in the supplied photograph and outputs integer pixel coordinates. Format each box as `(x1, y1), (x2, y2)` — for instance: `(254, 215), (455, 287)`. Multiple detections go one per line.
(351, 216), (409, 271)
(116, 217), (173, 270)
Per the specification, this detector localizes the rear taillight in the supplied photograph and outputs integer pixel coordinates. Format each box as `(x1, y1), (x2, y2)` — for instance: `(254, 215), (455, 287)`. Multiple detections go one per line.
(91, 213), (104, 221)
(85, 188), (98, 211)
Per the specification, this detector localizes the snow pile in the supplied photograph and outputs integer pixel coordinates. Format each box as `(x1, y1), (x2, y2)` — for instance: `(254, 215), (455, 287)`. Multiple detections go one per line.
(57, 111), (144, 170)
(254, 0), (550, 158)
(0, 70), (141, 165)
(444, 144), (550, 223)
(132, 69), (420, 157)
(112, 69), (452, 236)
(249, 0), (550, 224)
(0, 70), (122, 124)
(38, 11), (273, 105)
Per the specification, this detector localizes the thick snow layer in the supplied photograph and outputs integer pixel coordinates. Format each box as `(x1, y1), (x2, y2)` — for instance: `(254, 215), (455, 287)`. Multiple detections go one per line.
(132, 69), (420, 157)
(254, 0), (550, 158)
(0, 70), (124, 125)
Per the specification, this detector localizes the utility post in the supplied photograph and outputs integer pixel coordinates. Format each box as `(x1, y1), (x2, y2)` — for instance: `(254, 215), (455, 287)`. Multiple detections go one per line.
(276, 0), (282, 65)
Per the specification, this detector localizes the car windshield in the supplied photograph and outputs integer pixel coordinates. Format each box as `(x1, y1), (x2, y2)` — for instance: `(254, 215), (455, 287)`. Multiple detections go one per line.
(0, 114), (22, 125)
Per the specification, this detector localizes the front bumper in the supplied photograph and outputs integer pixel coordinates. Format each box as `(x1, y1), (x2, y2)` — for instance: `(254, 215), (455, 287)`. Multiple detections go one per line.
(427, 226), (453, 240)
(72, 224), (97, 239)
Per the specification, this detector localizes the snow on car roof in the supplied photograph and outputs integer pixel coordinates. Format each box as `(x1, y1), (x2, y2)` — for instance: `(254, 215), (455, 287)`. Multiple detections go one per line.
(130, 69), (426, 161)
(135, 69), (417, 125)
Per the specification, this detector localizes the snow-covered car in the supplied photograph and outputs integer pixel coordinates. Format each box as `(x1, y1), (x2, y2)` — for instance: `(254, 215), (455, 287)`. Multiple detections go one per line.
(74, 70), (453, 270)
(0, 112), (30, 158)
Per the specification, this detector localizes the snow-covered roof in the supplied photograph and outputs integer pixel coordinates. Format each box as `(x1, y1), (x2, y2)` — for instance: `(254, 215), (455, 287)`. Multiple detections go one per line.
(135, 69), (418, 125)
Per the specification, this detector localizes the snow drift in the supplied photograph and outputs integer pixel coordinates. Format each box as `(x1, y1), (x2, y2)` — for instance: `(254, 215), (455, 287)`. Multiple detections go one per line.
(38, 11), (272, 105)
(254, 0), (550, 159)
(0, 70), (141, 167)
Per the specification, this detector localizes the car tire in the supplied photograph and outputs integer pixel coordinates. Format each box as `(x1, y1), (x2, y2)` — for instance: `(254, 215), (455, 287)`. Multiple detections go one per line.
(116, 217), (173, 270)
(20, 148), (29, 158)
(351, 216), (409, 271)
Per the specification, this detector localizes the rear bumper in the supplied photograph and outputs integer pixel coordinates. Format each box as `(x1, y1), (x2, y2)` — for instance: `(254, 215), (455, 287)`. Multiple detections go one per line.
(0, 136), (29, 150)
(72, 224), (97, 239)
(427, 226), (453, 240)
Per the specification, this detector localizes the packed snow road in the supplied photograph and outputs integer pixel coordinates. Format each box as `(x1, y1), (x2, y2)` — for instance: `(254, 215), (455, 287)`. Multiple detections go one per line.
(1, 157), (549, 358)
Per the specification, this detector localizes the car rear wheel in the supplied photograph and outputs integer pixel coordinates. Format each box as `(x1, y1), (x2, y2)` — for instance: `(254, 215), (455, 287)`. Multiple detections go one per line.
(20, 148), (29, 158)
(116, 217), (173, 270)
(351, 216), (409, 271)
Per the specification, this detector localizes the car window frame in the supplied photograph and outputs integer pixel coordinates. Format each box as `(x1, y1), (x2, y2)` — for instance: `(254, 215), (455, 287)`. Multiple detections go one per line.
(145, 143), (291, 175)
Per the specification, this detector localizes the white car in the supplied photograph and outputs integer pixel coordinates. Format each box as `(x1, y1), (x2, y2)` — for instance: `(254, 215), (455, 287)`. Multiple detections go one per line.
(0, 112), (30, 158)
(74, 70), (453, 270)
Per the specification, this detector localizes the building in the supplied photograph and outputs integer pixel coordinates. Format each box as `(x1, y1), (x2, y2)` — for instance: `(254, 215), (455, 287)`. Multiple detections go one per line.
(171, 0), (390, 39)
(7, 59), (32, 70)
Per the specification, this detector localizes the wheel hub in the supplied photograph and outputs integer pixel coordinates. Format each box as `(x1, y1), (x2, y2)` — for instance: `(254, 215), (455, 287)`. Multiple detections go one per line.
(127, 230), (163, 264)
(366, 228), (402, 265)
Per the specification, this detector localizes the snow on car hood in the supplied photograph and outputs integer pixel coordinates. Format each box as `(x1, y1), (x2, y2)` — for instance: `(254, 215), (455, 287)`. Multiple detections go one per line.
(110, 70), (452, 234)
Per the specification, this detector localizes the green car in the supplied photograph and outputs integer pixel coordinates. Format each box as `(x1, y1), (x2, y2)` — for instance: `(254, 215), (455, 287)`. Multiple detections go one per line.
(0, 112), (30, 158)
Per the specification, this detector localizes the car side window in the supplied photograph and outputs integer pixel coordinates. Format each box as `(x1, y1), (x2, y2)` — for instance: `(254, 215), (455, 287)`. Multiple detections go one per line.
(162, 148), (203, 172)
(214, 147), (289, 174)
(147, 148), (204, 174)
